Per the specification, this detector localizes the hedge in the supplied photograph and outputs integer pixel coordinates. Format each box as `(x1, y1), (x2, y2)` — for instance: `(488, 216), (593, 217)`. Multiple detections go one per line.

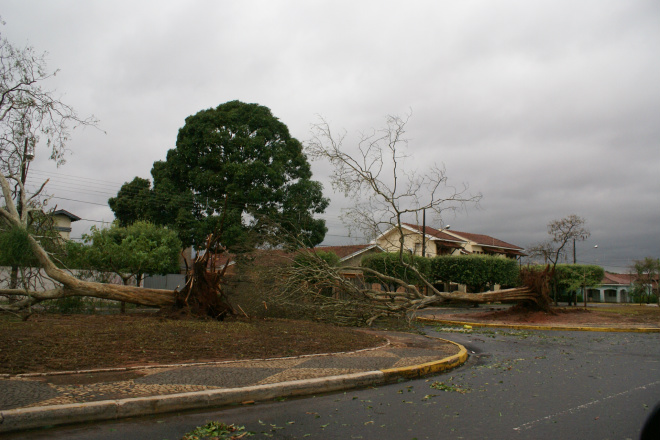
(361, 252), (431, 284)
(430, 255), (519, 293)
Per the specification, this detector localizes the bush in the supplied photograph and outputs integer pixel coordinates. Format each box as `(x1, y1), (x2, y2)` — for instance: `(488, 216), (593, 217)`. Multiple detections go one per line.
(430, 255), (519, 293)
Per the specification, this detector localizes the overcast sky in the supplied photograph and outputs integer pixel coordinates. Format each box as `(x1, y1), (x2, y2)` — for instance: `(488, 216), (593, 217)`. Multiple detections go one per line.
(2, 0), (658, 272)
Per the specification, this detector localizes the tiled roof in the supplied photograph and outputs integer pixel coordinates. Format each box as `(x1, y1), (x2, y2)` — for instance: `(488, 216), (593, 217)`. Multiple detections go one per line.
(401, 223), (464, 242)
(401, 223), (524, 251)
(601, 272), (658, 286)
(52, 209), (81, 222)
(447, 230), (524, 251)
(602, 272), (635, 285)
(313, 244), (380, 260)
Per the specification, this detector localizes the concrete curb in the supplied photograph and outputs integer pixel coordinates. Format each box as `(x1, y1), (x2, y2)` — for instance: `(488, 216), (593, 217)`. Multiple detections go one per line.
(0, 373), (384, 433)
(381, 338), (468, 379)
(417, 316), (660, 333)
(0, 339), (469, 434)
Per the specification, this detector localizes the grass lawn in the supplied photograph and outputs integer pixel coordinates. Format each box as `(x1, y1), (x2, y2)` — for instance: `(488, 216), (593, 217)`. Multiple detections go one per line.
(592, 304), (660, 322)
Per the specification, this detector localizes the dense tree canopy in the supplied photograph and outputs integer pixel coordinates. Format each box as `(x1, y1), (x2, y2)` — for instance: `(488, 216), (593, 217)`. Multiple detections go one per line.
(110, 101), (329, 250)
(107, 177), (154, 228)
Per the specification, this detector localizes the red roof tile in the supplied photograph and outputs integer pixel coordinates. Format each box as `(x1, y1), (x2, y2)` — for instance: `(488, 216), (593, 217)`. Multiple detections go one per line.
(402, 223), (524, 251)
(312, 244), (378, 260)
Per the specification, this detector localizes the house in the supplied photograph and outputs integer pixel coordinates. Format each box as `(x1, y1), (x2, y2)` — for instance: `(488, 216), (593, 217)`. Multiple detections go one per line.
(585, 272), (659, 303)
(51, 209), (80, 240)
(375, 223), (526, 259)
(585, 272), (633, 303)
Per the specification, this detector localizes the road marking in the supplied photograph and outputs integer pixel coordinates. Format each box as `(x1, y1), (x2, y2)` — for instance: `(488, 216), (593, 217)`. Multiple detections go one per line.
(513, 380), (660, 431)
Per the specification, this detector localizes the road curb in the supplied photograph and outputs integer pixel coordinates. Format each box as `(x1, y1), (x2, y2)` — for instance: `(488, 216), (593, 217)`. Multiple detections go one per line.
(381, 337), (468, 379)
(417, 316), (660, 333)
(0, 340), (469, 434)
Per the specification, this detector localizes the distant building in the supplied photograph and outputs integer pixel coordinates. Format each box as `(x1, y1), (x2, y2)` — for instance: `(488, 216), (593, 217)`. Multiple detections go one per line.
(586, 272), (659, 303)
(375, 223), (526, 259)
(51, 209), (80, 240)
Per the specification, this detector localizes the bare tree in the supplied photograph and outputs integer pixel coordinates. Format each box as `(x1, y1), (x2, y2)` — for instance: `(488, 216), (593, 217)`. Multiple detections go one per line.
(527, 214), (591, 304)
(273, 113), (553, 325)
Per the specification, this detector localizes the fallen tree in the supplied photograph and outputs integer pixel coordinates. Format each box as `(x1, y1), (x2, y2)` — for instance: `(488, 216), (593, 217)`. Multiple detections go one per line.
(270, 247), (552, 326)
(270, 112), (554, 325)
(0, 30), (232, 319)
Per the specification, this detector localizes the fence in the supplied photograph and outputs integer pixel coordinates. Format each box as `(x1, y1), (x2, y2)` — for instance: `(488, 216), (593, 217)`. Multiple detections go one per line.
(143, 274), (186, 291)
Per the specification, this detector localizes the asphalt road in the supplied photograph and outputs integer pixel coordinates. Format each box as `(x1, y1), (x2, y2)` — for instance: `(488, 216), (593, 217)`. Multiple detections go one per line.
(6, 326), (660, 440)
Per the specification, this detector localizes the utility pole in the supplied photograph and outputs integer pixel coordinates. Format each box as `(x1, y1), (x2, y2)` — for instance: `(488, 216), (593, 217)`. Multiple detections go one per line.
(573, 238), (576, 264)
(421, 208), (426, 258)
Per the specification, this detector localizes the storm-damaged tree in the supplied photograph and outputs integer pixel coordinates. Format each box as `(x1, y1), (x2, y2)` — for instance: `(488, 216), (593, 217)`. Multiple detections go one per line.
(270, 113), (553, 326)
(527, 214), (590, 304)
(0, 30), (179, 315)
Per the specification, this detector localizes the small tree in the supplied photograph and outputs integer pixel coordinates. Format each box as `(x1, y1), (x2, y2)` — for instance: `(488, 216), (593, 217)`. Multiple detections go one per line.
(554, 264), (603, 306)
(631, 257), (659, 305)
(107, 177), (154, 227)
(527, 215), (590, 304)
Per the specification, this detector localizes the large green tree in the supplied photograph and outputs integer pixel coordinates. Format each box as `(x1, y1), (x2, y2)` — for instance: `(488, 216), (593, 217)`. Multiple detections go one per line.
(111, 101), (329, 250)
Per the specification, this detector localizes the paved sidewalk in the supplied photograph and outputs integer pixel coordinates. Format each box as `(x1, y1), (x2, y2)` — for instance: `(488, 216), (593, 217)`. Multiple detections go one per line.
(0, 331), (466, 433)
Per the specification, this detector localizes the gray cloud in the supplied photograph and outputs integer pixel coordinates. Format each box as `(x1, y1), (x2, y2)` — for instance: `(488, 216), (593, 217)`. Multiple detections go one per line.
(2, 0), (658, 272)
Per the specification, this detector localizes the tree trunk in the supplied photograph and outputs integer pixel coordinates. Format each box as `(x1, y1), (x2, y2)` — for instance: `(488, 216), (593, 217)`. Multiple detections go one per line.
(16, 234), (176, 308)
(1, 228), (237, 319)
(9, 265), (18, 290)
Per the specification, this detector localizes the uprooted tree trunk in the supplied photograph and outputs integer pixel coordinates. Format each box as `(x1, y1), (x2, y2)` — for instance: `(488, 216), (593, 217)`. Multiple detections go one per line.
(171, 233), (235, 320)
(0, 230), (236, 319)
(0, 215), (235, 320)
(0, 162), (238, 318)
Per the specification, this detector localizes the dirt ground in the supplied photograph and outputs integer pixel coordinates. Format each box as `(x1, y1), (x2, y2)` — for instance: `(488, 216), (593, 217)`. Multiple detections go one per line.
(0, 314), (385, 375)
(438, 304), (660, 328)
